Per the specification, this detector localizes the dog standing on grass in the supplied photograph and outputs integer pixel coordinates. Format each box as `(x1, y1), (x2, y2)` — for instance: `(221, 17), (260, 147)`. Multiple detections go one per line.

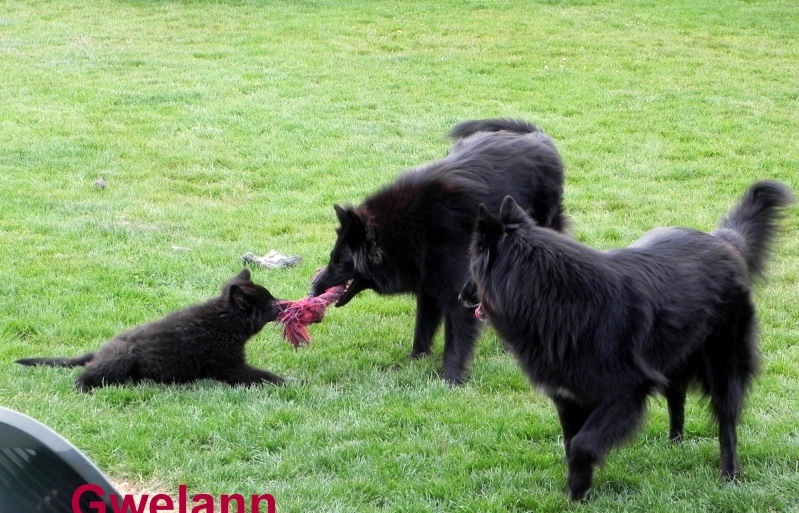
(460, 181), (794, 500)
(16, 269), (285, 392)
(310, 119), (568, 384)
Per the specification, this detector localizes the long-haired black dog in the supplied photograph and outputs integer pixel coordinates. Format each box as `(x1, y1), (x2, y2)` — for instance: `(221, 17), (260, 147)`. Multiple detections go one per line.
(16, 269), (285, 392)
(460, 181), (794, 500)
(310, 119), (567, 384)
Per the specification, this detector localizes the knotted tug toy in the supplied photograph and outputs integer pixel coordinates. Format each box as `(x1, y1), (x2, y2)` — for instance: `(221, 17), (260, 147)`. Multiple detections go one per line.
(275, 270), (346, 347)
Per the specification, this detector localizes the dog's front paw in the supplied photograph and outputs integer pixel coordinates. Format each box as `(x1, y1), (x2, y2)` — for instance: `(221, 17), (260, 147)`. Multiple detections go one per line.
(567, 471), (593, 502)
(566, 454), (594, 502)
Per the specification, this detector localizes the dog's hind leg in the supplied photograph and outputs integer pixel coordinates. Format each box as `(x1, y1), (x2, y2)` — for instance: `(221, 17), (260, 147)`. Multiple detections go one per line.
(707, 367), (747, 479)
(566, 388), (649, 501)
(76, 356), (137, 393)
(714, 397), (742, 480)
(410, 293), (442, 359)
(441, 306), (481, 385)
(706, 304), (758, 480)
(75, 340), (138, 393)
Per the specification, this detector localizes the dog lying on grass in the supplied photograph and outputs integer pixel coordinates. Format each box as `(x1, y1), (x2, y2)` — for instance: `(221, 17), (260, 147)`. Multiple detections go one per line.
(460, 181), (794, 500)
(16, 269), (285, 392)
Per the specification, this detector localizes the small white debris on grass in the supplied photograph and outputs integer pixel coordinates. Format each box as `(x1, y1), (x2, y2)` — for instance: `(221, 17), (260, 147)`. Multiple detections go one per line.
(242, 250), (301, 269)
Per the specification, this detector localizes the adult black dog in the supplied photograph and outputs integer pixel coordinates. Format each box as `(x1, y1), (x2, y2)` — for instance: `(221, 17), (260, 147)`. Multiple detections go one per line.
(310, 119), (567, 384)
(460, 181), (794, 500)
(17, 270), (285, 392)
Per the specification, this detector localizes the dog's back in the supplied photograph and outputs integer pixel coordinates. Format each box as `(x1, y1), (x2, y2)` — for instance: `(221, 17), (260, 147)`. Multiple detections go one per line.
(623, 180), (795, 362)
(385, 119), (567, 233)
(447, 118), (540, 139)
(618, 227), (754, 359)
(106, 300), (241, 384)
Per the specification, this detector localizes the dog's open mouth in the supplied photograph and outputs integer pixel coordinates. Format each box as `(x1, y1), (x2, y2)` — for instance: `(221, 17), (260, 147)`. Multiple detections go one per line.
(459, 297), (484, 319)
(334, 278), (367, 307)
(457, 283), (483, 319)
(309, 266), (373, 307)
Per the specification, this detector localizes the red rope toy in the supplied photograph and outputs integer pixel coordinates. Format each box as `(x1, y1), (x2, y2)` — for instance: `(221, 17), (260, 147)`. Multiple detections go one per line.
(275, 270), (346, 347)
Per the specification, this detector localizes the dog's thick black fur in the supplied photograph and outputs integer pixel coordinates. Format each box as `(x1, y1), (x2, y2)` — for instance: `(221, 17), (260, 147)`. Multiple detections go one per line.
(310, 119), (567, 384)
(460, 181), (794, 500)
(16, 270), (285, 392)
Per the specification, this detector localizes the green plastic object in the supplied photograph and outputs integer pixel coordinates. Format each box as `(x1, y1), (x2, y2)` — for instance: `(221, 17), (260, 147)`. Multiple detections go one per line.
(0, 407), (120, 513)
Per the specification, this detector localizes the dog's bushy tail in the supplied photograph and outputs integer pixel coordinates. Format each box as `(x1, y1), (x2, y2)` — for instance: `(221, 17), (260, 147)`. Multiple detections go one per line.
(15, 352), (95, 368)
(713, 180), (795, 278)
(448, 118), (540, 139)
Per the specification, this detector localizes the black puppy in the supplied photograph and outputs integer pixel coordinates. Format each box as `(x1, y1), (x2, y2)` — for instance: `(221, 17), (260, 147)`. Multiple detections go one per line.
(17, 269), (285, 392)
(311, 119), (567, 384)
(461, 181), (794, 500)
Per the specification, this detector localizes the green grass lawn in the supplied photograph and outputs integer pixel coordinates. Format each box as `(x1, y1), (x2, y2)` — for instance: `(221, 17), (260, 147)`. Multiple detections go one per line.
(1, 0), (798, 511)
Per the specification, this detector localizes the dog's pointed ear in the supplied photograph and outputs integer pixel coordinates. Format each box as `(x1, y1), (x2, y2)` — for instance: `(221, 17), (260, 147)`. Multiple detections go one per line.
(334, 204), (362, 228)
(499, 196), (525, 223)
(476, 204), (503, 242)
(236, 268), (251, 282)
(222, 269), (252, 294)
(225, 282), (257, 311)
(334, 204), (349, 226)
(334, 205), (367, 244)
(499, 195), (534, 231)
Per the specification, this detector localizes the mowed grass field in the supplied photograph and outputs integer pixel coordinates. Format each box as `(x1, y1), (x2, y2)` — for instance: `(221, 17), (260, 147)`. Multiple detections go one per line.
(1, 1), (798, 511)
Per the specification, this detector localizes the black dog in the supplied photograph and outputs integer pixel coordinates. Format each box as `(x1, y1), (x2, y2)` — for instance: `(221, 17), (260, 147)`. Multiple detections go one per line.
(16, 269), (285, 392)
(460, 181), (794, 500)
(310, 119), (567, 384)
